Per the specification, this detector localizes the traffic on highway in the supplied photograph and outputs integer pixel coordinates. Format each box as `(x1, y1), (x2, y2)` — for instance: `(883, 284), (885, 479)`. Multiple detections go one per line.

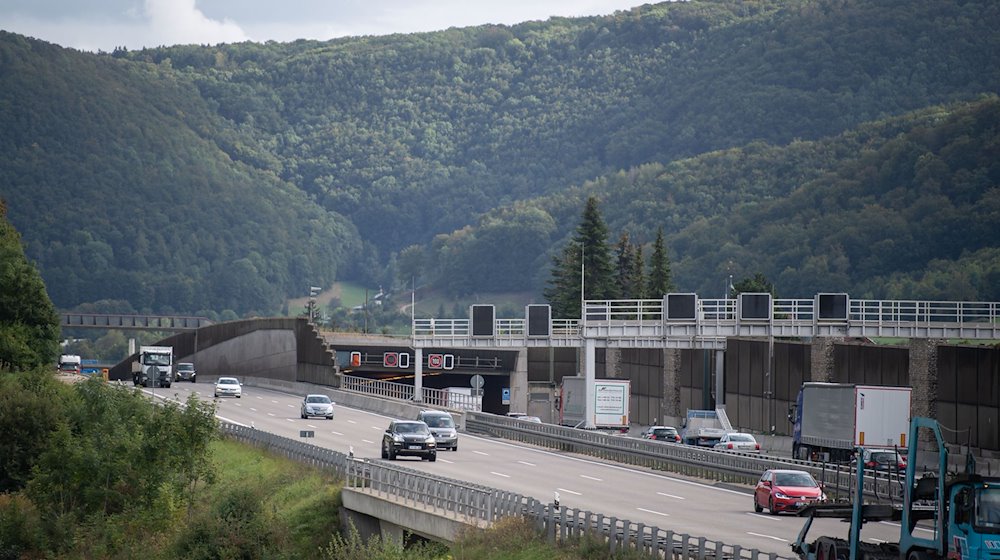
(141, 380), (928, 557)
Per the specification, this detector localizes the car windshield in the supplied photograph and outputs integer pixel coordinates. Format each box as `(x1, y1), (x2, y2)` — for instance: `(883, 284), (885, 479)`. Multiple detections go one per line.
(870, 451), (899, 463)
(423, 415), (454, 428)
(653, 428), (676, 437)
(395, 423), (428, 435)
(306, 396), (331, 404)
(219, 378), (238, 385)
(178, 364), (194, 371)
(729, 434), (755, 442)
(774, 472), (818, 487)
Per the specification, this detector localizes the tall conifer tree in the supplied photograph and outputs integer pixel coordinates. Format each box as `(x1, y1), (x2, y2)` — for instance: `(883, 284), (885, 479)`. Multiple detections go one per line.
(646, 227), (674, 298)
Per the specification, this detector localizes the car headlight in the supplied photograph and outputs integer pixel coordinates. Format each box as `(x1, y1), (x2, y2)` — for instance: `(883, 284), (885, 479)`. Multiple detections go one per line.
(425, 437), (436, 445)
(774, 491), (789, 499)
(393, 435), (404, 443)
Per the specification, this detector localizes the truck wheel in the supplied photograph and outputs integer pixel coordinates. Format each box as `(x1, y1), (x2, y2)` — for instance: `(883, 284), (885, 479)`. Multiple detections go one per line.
(908, 550), (931, 560)
(753, 496), (763, 513)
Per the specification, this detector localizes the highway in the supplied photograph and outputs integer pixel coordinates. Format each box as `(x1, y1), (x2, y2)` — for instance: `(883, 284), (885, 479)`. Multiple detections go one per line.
(151, 382), (922, 557)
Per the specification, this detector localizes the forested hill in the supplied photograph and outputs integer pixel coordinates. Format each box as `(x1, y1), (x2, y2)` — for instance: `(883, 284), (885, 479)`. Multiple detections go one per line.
(1, 0), (999, 316)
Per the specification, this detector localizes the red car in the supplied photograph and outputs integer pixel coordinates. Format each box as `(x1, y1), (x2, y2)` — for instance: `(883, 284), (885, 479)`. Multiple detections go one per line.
(753, 469), (826, 514)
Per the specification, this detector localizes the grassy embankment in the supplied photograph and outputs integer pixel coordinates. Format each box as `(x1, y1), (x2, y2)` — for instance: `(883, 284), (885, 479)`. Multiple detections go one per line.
(134, 438), (645, 559)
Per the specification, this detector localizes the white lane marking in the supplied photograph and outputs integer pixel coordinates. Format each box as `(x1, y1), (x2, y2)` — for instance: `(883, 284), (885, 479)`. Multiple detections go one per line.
(361, 439), (374, 444)
(267, 413), (275, 417)
(250, 408), (258, 412)
(747, 532), (787, 542)
(233, 402), (242, 406)
(256, 396), (264, 400)
(557, 488), (582, 496)
(657, 492), (686, 500)
(473, 451), (489, 456)
(347, 420), (357, 424)
(372, 426), (382, 430)
(518, 461), (536, 467)
(746, 512), (781, 522)
(271, 400), (279, 404)
(331, 431), (343, 436)
(491, 472), (511, 478)
(580, 475), (603, 482)
(637, 507), (669, 517)
(307, 424), (317, 428)
(437, 458), (454, 464)
(285, 418), (295, 422)
(287, 404), (295, 408)
(879, 521), (933, 534)
(216, 415), (248, 427)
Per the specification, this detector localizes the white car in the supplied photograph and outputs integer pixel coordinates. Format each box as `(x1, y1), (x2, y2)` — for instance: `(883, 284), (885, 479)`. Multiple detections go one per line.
(214, 377), (242, 398)
(301, 394), (334, 419)
(714, 432), (760, 453)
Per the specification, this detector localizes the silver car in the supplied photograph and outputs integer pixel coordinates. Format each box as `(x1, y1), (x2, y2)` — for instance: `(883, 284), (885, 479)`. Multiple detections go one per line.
(300, 394), (334, 419)
(213, 377), (242, 398)
(416, 410), (458, 451)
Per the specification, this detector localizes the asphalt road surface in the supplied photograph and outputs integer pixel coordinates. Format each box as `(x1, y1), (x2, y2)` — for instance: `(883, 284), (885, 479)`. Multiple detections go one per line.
(148, 382), (926, 557)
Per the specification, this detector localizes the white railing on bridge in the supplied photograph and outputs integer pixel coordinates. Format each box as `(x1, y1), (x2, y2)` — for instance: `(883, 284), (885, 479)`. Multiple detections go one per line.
(341, 374), (481, 411)
(412, 297), (1000, 348)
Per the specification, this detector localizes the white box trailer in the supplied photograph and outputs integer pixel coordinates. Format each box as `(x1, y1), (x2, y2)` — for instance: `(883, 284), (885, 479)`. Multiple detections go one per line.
(791, 382), (911, 461)
(559, 376), (630, 431)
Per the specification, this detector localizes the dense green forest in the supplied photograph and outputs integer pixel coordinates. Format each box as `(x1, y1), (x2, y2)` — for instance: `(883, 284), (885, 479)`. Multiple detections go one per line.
(1, 0), (998, 316)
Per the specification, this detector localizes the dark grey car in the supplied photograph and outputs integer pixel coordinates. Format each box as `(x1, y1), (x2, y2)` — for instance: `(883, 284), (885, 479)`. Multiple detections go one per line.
(381, 420), (437, 461)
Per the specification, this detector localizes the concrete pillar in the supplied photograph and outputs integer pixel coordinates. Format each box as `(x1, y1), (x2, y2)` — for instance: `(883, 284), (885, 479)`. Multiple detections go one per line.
(605, 348), (623, 378)
(809, 337), (839, 382)
(379, 520), (405, 545)
(509, 348), (528, 414)
(413, 347), (423, 402)
(583, 338), (596, 429)
(662, 348), (682, 421)
(908, 338), (939, 421)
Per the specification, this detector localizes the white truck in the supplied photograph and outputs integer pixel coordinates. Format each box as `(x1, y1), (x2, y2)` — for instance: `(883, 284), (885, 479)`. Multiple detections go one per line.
(680, 408), (733, 447)
(558, 376), (631, 431)
(789, 382), (911, 462)
(132, 345), (173, 388)
(58, 354), (81, 374)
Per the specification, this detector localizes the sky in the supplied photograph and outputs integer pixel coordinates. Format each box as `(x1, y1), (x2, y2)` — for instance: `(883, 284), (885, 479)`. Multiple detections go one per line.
(0, 0), (646, 53)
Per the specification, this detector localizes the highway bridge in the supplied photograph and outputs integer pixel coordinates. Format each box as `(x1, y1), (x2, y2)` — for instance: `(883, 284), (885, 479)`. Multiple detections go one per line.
(111, 293), (997, 556)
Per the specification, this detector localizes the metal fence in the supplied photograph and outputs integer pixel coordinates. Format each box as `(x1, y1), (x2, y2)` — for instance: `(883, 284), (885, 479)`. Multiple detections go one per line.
(464, 412), (905, 503)
(218, 420), (791, 559)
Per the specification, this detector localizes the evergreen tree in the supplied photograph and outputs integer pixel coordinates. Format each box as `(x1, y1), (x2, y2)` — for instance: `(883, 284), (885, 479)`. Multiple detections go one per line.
(732, 272), (776, 296)
(0, 200), (60, 371)
(632, 244), (647, 299)
(646, 227), (674, 298)
(577, 197), (616, 300)
(614, 232), (640, 299)
(545, 196), (616, 317)
(543, 242), (582, 318)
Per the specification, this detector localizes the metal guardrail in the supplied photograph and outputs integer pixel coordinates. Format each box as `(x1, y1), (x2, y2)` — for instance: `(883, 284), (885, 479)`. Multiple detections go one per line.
(219, 421), (790, 559)
(464, 413), (905, 503)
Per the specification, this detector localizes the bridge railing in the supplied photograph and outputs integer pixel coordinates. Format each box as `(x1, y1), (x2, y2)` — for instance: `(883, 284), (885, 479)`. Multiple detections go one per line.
(220, 420), (790, 559)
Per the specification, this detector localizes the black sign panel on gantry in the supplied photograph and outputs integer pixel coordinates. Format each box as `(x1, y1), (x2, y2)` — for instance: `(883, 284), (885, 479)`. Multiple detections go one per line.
(526, 304), (551, 337)
(817, 293), (849, 321)
(664, 293), (697, 321)
(739, 293), (772, 321)
(470, 305), (495, 337)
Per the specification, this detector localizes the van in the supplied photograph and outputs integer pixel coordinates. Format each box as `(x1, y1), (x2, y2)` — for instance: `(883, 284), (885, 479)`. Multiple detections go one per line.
(415, 410), (458, 451)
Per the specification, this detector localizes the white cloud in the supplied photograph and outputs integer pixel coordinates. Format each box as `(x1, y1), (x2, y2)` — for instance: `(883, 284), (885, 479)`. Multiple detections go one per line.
(140, 0), (249, 47)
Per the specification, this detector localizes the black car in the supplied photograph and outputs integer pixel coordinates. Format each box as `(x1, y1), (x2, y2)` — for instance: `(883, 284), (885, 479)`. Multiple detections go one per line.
(381, 420), (437, 461)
